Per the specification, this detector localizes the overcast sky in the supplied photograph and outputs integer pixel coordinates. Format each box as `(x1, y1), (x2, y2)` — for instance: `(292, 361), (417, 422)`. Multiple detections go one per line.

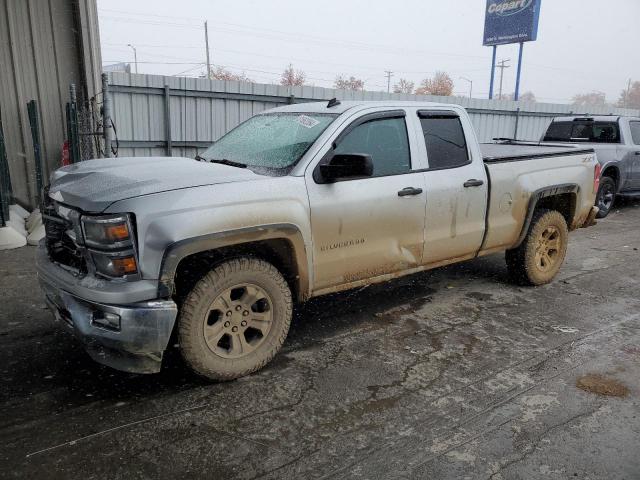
(98, 0), (640, 105)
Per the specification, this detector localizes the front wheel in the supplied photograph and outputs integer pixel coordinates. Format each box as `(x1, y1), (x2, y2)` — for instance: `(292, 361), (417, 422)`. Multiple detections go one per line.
(595, 176), (616, 218)
(178, 257), (292, 381)
(505, 209), (569, 286)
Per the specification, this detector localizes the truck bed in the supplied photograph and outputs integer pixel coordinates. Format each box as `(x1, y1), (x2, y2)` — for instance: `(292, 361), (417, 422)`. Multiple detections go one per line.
(481, 142), (595, 163)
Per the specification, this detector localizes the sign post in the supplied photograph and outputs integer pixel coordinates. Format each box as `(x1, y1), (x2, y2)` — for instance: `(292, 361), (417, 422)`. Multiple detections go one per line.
(483, 0), (542, 100)
(514, 42), (524, 100)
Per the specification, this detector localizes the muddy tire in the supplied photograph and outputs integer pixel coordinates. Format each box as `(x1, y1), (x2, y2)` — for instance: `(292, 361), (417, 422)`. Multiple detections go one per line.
(505, 209), (569, 286)
(595, 176), (616, 219)
(178, 257), (292, 381)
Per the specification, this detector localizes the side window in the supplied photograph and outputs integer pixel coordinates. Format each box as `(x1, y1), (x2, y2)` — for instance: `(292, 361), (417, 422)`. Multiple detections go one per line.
(419, 114), (469, 169)
(630, 121), (640, 145)
(334, 117), (411, 176)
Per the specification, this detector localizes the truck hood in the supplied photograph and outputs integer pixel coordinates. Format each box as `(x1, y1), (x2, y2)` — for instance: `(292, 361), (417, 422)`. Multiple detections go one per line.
(48, 157), (261, 212)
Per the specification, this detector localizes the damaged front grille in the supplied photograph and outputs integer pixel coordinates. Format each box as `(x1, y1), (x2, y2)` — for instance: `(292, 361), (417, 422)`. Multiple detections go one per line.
(42, 204), (87, 274)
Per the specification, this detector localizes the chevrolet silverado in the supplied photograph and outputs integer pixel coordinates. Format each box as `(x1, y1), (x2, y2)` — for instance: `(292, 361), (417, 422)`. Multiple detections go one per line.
(38, 100), (599, 380)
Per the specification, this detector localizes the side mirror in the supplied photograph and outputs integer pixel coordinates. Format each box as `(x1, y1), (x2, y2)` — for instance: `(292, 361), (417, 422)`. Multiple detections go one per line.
(317, 153), (373, 183)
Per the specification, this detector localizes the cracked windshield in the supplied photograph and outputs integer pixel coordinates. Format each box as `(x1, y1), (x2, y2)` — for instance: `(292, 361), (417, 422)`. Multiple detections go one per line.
(1, 0), (639, 478)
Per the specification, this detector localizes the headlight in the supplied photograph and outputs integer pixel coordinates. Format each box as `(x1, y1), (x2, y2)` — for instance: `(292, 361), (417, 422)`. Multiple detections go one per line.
(81, 214), (133, 248)
(81, 214), (139, 279)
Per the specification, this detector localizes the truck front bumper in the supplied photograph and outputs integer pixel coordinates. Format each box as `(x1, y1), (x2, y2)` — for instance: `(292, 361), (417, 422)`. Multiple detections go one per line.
(37, 245), (178, 374)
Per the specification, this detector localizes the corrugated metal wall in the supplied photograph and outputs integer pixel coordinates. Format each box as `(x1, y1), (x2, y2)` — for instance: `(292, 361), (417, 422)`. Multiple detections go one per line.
(0, 0), (102, 208)
(107, 72), (640, 159)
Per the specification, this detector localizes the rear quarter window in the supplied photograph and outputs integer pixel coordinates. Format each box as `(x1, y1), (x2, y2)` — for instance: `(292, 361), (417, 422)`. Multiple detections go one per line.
(419, 114), (469, 170)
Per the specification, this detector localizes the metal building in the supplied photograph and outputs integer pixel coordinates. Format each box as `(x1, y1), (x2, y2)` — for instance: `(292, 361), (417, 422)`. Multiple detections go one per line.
(0, 0), (102, 208)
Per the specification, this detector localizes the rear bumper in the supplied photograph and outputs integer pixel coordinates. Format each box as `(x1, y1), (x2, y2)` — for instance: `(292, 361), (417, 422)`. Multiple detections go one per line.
(37, 245), (178, 374)
(581, 206), (599, 228)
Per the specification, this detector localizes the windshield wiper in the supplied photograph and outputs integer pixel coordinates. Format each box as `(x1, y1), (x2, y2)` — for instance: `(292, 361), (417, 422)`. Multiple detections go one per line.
(210, 158), (247, 168)
(195, 154), (206, 161)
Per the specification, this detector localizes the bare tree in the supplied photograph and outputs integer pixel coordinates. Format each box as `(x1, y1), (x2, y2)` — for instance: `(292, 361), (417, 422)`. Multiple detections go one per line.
(571, 91), (607, 107)
(393, 78), (415, 94)
(334, 75), (365, 91)
(497, 91), (536, 102)
(415, 71), (454, 96)
(518, 91), (536, 103)
(210, 66), (253, 82)
(616, 81), (640, 109)
(280, 64), (306, 87)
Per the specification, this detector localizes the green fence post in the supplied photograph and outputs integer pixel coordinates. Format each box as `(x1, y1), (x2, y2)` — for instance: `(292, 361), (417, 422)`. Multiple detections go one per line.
(67, 84), (80, 163)
(0, 105), (11, 226)
(27, 100), (44, 208)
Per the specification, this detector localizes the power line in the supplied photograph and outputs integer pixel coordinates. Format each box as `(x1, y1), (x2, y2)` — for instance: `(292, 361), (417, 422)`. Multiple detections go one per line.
(103, 43), (489, 78)
(99, 15), (489, 61)
(103, 60), (205, 65)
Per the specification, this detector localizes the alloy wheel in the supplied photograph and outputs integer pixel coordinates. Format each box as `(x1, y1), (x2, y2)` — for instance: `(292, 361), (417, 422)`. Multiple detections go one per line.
(202, 284), (273, 359)
(534, 226), (561, 272)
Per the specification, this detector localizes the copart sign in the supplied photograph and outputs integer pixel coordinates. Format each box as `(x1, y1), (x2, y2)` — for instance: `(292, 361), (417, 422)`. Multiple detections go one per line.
(483, 0), (542, 46)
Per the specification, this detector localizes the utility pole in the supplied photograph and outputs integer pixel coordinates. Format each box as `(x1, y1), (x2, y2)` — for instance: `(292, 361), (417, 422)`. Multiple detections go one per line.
(384, 70), (393, 93)
(204, 21), (212, 79)
(496, 59), (510, 99)
(624, 78), (632, 108)
(127, 44), (138, 74)
(459, 77), (473, 98)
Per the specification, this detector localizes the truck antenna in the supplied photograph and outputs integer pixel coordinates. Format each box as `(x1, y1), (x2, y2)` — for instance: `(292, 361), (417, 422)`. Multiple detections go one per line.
(327, 98), (341, 108)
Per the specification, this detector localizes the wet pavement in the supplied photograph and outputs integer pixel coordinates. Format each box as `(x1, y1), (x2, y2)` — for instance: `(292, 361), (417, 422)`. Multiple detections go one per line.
(1, 199), (640, 479)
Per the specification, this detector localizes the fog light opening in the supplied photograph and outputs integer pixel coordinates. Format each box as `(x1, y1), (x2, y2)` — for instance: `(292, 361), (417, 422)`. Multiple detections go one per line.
(92, 311), (121, 331)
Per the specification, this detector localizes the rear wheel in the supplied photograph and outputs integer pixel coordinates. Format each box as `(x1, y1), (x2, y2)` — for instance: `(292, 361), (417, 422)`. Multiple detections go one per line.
(506, 209), (569, 286)
(595, 176), (616, 218)
(178, 257), (292, 381)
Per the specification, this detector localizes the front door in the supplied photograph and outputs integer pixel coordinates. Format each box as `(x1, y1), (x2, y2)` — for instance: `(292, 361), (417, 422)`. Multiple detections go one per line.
(306, 112), (427, 291)
(627, 120), (640, 189)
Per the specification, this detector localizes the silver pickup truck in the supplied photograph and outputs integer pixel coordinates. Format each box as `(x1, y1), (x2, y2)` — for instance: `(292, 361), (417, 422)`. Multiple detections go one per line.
(37, 101), (599, 380)
(543, 115), (640, 217)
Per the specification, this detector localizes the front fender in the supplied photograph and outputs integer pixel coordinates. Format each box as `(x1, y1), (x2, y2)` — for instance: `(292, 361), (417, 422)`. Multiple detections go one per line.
(157, 223), (310, 301)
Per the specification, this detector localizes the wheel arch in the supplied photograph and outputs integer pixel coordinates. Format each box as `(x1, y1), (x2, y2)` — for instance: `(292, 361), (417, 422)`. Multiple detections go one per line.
(600, 163), (621, 192)
(513, 184), (579, 248)
(158, 224), (310, 303)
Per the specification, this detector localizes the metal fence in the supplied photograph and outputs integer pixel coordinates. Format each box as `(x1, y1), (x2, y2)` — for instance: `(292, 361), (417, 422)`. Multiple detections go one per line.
(106, 72), (640, 159)
(66, 83), (105, 164)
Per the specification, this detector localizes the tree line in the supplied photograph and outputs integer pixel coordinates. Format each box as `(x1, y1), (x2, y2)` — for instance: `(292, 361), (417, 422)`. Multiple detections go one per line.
(206, 64), (640, 109)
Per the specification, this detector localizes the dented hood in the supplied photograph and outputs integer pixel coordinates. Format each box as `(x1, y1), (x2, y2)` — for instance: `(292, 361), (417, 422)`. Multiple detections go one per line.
(48, 156), (260, 212)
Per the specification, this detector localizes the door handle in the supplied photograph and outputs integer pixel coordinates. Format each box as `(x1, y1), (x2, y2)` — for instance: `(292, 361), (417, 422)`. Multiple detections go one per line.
(398, 187), (423, 197)
(464, 179), (484, 187)
(634, 151), (640, 156)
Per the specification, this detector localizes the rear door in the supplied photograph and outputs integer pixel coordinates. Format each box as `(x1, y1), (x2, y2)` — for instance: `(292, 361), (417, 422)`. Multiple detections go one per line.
(305, 110), (427, 291)
(417, 111), (488, 264)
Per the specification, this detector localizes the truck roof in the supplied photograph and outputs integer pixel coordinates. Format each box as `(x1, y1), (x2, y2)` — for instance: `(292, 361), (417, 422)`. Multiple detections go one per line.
(266, 100), (461, 115)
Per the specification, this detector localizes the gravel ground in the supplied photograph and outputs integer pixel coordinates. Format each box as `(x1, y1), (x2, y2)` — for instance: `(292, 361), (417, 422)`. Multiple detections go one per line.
(1, 199), (639, 479)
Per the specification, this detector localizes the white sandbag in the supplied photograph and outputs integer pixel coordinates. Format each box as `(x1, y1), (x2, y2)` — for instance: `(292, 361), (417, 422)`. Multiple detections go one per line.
(7, 212), (27, 237)
(26, 209), (42, 234)
(27, 223), (46, 245)
(0, 225), (27, 250)
(9, 204), (30, 219)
